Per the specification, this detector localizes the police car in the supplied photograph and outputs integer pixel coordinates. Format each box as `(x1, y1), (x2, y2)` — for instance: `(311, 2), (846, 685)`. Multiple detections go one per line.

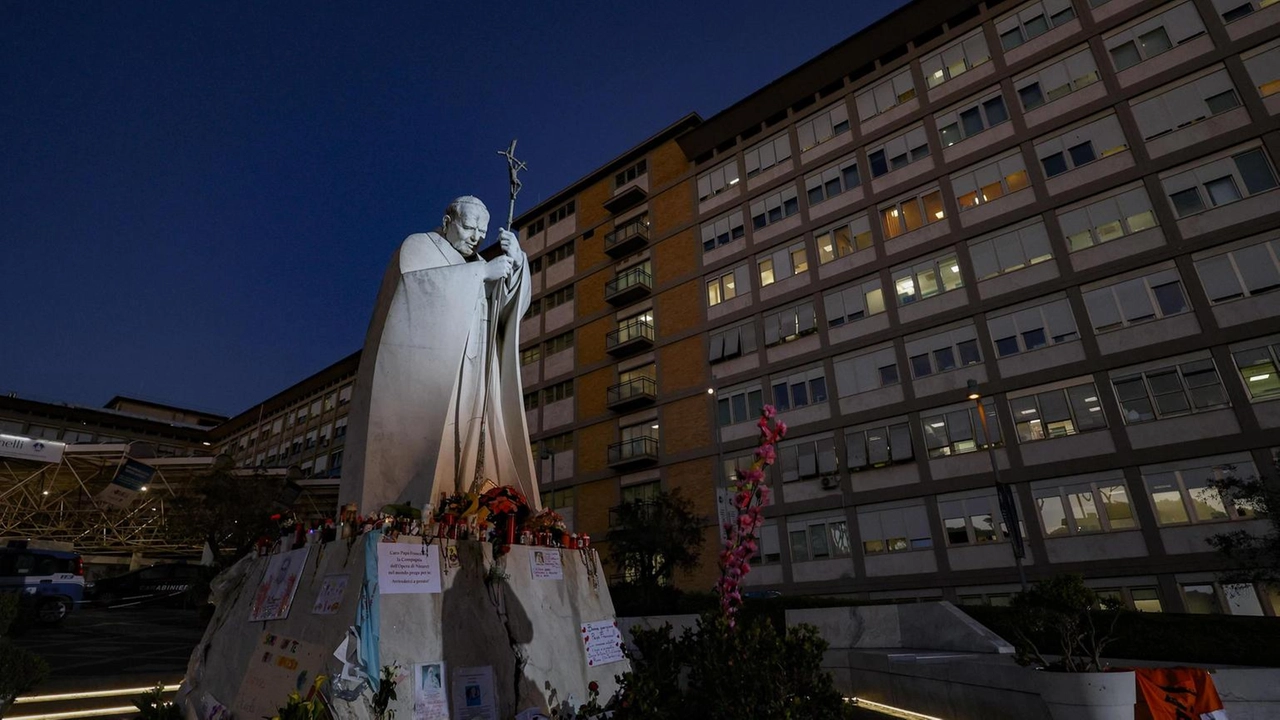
(0, 541), (85, 625)
(87, 562), (217, 609)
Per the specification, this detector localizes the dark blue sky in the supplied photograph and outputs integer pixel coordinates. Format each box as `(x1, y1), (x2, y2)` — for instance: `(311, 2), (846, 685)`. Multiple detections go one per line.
(1, 0), (904, 418)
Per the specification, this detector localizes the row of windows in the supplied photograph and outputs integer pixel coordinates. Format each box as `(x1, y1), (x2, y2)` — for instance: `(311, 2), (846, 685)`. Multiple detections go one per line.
(697, 0), (1262, 183)
(703, 116), (1276, 292)
(702, 151), (1277, 346)
(753, 453), (1266, 570)
(696, 6), (1280, 248)
(720, 340), (1274, 472)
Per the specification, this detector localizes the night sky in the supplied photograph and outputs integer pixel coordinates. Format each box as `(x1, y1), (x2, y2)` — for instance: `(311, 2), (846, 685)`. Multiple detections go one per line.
(1, 0), (905, 418)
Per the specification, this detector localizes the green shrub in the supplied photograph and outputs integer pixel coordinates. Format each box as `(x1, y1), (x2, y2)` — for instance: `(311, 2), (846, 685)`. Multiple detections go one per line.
(610, 613), (853, 720)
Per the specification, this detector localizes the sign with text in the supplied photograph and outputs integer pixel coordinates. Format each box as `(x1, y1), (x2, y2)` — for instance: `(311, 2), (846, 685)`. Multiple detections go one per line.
(581, 619), (625, 667)
(98, 458), (155, 509)
(450, 665), (497, 720)
(378, 542), (442, 594)
(0, 433), (65, 464)
(529, 549), (563, 580)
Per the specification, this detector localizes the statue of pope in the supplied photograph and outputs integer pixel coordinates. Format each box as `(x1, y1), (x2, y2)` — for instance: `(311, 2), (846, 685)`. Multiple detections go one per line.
(339, 196), (540, 514)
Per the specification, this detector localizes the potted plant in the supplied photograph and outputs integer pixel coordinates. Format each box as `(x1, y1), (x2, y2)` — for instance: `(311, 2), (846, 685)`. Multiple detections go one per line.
(1010, 574), (1133, 720)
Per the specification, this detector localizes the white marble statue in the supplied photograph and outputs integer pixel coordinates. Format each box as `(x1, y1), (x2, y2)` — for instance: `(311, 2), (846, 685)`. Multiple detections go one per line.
(339, 196), (540, 513)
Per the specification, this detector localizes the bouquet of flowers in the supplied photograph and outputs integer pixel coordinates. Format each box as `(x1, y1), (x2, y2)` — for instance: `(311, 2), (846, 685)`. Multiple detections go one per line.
(434, 492), (472, 522)
(478, 485), (531, 547)
(525, 507), (569, 544)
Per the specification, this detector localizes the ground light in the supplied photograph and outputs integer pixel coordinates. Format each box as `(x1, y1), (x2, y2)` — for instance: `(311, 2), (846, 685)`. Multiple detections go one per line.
(9, 683), (183, 720)
(848, 696), (946, 720)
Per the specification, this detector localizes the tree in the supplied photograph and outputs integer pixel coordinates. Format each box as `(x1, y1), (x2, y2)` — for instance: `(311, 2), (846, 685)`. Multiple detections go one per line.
(166, 465), (287, 567)
(1207, 462), (1280, 588)
(606, 489), (705, 607)
(1008, 574), (1122, 672)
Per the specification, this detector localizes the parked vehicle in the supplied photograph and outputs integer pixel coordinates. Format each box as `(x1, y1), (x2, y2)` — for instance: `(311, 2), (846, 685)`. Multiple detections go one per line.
(87, 563), (218, 609)
(0, 542), (84, 625)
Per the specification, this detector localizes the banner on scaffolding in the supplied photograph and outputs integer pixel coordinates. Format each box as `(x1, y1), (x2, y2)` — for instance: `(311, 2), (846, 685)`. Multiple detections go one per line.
(97, 458), (156, 509)
(0, 433), (66, 464)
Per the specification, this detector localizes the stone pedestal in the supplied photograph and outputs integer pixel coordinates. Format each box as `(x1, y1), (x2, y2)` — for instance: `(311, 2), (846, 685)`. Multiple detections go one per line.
(176, 536), (625, 720)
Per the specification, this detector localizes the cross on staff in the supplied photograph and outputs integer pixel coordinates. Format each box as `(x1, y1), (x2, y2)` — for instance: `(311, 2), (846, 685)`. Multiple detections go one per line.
(497, 139), (527, 229)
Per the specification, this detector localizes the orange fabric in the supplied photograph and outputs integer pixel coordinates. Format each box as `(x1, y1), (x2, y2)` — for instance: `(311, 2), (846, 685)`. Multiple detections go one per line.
(1132, 667), (1227, 720)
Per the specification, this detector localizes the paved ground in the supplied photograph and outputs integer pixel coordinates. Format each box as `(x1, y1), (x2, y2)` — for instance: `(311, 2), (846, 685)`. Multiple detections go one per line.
(12, 606), (206, 680)
(11, 609), (894, 718)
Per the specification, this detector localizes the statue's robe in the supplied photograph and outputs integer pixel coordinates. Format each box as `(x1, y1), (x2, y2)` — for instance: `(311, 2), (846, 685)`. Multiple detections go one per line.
(338, 232), (540, 513)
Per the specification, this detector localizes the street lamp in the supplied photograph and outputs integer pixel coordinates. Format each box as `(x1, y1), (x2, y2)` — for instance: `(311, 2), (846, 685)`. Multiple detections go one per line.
(966, 379), (1028, 592)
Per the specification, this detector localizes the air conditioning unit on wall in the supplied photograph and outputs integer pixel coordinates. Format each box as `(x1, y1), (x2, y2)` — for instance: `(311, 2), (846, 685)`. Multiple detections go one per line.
(820, 475), (840, 490)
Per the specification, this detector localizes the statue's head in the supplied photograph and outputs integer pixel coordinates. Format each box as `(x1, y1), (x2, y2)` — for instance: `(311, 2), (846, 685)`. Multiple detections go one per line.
(441, 196), (489, 257)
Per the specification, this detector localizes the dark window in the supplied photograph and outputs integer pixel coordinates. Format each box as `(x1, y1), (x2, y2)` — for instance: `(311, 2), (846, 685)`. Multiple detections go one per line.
(1041, 153), (1068, 177)
(869, 150), (889, 177)
(911, 354), (932, 378)
(1110, 42), (1141, 70)
(879, 364), (899, 386)
(1205, 90), (1239, 115)
(1235, 149), (1279, 195)
(1170, 188), (1206, 217)
(995, 336), (1020, 357)
(1024, 14), (1049, 38)
(1021, 328), (1047, 351)
(960, 107), (985, 137)
(1221, 3), (1254, 21)
(957, 339), (982, 366)
(1139, 28), (1172, 57)
(933, 347), (957, 372)
(983, 96), (1009, 126)
(1000, 28), (1024, 52)
(1152, 282), (1188, 316)
(842, 164), (860, 189)
(1019, 83), (1045, 110)
(1067, 142), (1096, 167)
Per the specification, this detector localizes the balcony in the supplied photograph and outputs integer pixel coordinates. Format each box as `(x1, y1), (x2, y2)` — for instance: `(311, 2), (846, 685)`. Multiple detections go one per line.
(604, 266), (653, 305)
(607, 436), (659, 469)
(603, 184), (648, 215)
(604, 218), (650, 257)
(606, 318), (654, 356)
(606, 377), (657, 411)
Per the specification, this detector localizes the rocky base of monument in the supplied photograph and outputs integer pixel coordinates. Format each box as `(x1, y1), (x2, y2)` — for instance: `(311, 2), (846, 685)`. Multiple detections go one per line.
(175, 534), (626, 720)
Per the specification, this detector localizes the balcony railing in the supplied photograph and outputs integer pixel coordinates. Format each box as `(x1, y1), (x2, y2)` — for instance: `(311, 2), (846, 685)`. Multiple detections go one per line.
(606, 377), (657, 411)
(604, 266), (653, 305)
(606, 318), (655, 355)
(607, 436), (659, 468)
(604, 218), (650, 257)
(608, 498), (659, 528)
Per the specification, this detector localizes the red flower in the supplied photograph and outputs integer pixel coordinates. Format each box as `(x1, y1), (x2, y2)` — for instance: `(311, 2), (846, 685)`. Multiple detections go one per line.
(588, 681), (599, 693)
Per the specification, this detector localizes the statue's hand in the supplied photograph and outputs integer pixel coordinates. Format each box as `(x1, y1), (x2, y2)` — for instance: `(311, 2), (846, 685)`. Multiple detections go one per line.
(484, 255), (515, 282)
(498, 228), (524, 263)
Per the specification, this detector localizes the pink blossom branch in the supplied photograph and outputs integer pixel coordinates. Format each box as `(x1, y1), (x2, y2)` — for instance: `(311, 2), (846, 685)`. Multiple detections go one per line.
(715, 405), (786, 626)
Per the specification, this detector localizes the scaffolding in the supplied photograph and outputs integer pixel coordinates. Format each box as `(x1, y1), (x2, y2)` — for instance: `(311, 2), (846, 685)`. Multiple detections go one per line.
(0, 444), (338, 558)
